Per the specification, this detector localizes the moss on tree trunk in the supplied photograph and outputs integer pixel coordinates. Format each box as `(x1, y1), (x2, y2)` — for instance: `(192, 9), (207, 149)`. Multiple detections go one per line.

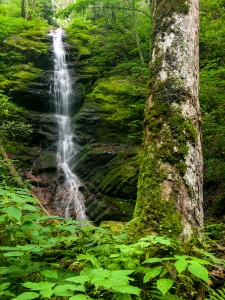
(132, 0), (203, 240)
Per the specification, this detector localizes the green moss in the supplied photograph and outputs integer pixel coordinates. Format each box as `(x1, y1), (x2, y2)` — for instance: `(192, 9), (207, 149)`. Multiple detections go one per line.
(5, 142), (27, 154)
(75, 145), (141, 221)
(144, 73), (197, 176)
(0, 64), (42, 92)
(98, 155), (140, 198)
(17, 155), (30, 161)
(154, 0), (190, 31)
(83, 76), (145, 144)
(78, 46), (91, 57)
(103, 195), (135, 220)
(152, 0), (190, 43)
(156, 0), (189, 17)
(13, 66), (41, 80)
(132, 0), (196, 239)
(80, 65), (99, 75)
(5, 35), (48, 54)
(100, 221), (126, 235)
(131, 146), (183, 240)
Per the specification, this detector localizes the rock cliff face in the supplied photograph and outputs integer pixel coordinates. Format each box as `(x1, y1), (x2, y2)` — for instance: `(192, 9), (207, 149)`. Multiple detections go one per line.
(6, 30), (143, 223)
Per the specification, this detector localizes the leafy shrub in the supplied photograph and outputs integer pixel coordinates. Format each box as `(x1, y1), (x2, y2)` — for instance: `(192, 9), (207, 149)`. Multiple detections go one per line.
(0, 187), (222, 299)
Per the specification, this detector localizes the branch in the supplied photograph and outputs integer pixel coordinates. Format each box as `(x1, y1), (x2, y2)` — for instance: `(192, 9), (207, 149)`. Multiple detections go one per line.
(94, 5), (151, 18)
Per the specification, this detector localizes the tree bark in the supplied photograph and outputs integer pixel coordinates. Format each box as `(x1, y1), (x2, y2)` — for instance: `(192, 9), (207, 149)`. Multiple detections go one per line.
(133, 10), (145, 66)
(133, 0), (203, 239)
(25, 0), (29, 20)
(21, 0), (26, 18)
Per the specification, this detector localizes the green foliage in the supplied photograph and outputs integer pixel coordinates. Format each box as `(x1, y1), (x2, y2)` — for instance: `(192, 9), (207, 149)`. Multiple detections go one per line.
(200, 0), (225, 197)
(0, 91), (32, 142)
(207, 287), (225, 300)
(65, 0), (151, 78)
(0, 187), (220, 299)
(0, 0), (50, 95)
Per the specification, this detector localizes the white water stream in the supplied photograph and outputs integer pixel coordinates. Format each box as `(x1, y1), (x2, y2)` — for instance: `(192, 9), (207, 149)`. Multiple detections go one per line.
(52, 27), (87, 220)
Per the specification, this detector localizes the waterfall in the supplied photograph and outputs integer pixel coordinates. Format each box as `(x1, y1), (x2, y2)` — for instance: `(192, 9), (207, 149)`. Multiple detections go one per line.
(52, 27), (87, 220)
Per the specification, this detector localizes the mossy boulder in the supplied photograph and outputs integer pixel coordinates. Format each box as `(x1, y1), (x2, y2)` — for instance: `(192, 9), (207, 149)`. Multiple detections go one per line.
(0, 29), (53, 110)
(100, 221), (127, 235)
(68, 42), (146, 223)
(73, 76), (145, 145)
(72, 142), (141, 223)
(0, 64), (42, 93)
(4, 33), (50, 68)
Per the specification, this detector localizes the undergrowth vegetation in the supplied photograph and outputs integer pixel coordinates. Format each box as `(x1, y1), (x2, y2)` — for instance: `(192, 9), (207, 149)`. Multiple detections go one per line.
(0, 186), (224, 300)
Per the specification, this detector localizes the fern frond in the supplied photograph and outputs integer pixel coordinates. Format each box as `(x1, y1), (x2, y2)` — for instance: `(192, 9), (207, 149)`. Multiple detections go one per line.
(147, 284), (183, 300)
(208, 287), (225, 300)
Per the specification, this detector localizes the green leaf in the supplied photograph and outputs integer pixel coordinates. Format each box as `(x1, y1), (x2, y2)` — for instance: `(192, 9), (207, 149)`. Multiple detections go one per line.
(188, 257), (211, 265)
(144, 266), (163, 283)
(153, 237), (171, 245)
(23, 282), (55, 290)
(0, 215), (6, 222)
(69, 295), (93, 300)
(66, 275), (89, 284)
(5, 206), (21, 221)
(90, 268), (110, 279)
(54, 284), (84, 296)
(0, 246), (18, 251)
(40, 289), (54, 298)
(3, 251), (24, 257)
(113, 285), (141, 295)
(12, 292), (39, 300)
(174, 260), (188, 273)
(23, 204), (37, 212)
(8, 193), (25, 204)
(111, 270), (134, 278)
(157, 278), (174, 295)
(17, 245), (36, 251)
(41, 269), (58, 279)
(90, 269), (133, 289)
(174, 255), (189, 260)
(0, 267), (10, 274)
(188, 263), (209, 283)
(143, 258), (162, 264)
(92, 277), (125, 289)
(0, 188), (6, 196)
(0, 282), (10, 291)
(114, 293), (132, 300)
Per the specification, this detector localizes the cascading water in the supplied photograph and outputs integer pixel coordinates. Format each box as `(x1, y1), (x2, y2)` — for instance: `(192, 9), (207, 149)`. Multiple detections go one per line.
(51, 27), (87, 220)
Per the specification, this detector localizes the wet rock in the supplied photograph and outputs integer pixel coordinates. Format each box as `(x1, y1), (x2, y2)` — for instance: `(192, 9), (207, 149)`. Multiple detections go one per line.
(32, 150), (57, 172)
(9, 30), (141, 224)
(73, 143), (140, 223)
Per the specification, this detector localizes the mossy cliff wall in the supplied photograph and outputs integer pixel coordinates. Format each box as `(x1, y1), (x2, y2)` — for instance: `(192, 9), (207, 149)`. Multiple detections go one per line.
(2, 21), (145, 222)
(0, 26), (61, 215)
(70, 73), (145, 222)
(132, 0), (204, 239)
(0, 28), (53, 111)
(64, 22), (146, 223)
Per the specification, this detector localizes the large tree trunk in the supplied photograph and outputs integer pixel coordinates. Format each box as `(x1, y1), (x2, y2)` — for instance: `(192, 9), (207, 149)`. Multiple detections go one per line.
(133, 0), (203, 239)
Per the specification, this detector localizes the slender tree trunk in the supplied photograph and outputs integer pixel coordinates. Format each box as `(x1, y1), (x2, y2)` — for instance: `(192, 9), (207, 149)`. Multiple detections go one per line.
(133, 0), (203, 239)
(29, 0), (36, 19)
(133, 11), (145, 66)
(25, 0), (29, 20)
(21, 0), (26, 18)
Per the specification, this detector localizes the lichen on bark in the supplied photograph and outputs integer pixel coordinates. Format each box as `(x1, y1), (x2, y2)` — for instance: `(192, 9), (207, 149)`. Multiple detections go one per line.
(132, 0), (203, 240)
